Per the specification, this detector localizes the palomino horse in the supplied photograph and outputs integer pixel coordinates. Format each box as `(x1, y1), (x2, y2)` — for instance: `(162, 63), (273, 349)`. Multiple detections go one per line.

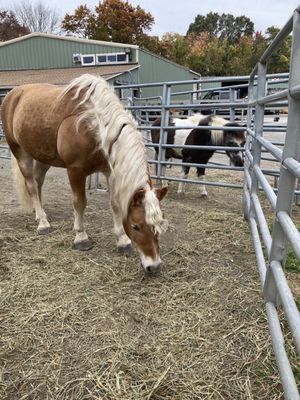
(1, 74), (168, 273)
(152, 113), (245, 196)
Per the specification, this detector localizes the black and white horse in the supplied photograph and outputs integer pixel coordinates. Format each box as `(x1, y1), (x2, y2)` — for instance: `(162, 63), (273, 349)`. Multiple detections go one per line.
(152, 113), (246, 196)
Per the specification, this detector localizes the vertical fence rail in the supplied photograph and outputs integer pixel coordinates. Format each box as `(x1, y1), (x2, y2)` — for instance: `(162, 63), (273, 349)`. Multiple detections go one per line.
(156, 84), (171, 180)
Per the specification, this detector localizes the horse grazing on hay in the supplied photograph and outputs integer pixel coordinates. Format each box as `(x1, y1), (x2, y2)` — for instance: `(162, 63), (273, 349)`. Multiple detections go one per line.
(152, 113), (246, 197)
(1, 74), (168, 273)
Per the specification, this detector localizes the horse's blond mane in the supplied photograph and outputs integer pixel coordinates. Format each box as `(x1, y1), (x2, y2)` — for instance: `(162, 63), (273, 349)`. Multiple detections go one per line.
(208, 115), (227, 146)
(62, 74), (167, 233)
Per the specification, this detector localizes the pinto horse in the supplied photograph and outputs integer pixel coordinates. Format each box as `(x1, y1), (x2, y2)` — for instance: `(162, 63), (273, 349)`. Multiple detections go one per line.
(1, 74), (168, 273)
(152, 114), (246, 196)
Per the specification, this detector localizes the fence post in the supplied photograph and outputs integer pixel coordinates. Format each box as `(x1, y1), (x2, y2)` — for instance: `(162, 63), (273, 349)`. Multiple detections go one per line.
(157, 84), (171, 183)
(229, 87), (236, 122)
(243, 76), (255, 220)
(249, 62), (267, 216)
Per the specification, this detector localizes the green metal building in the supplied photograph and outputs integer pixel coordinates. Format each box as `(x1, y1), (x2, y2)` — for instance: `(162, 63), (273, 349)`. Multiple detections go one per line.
(0, 32), (200, 101)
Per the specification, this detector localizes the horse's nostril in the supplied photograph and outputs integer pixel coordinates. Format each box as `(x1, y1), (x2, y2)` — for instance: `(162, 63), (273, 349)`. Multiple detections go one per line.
(145, 263), (161, 274)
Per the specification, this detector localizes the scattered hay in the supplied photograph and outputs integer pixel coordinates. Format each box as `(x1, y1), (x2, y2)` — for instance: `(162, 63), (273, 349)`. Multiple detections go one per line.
(0, 160), (289, 399)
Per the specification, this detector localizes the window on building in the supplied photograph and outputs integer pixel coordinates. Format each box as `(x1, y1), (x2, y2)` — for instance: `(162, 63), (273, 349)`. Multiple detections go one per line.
(97, 55), (106, 63)
(117, 53), (127, 62)
(107, 54), (117, 62)
(81, 54), (96, 66)
(96, 52), (128, 65)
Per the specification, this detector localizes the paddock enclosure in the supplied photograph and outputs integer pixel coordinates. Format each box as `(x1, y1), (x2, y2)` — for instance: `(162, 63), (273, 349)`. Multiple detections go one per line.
(1, 8), (300, 400)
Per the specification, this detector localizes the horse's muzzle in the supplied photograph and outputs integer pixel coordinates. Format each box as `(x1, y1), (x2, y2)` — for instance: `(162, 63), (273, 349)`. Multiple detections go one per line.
(140, 257), (161, 274)
(138, 250), (162, 274)
(232, 156), (244, 167)
(145, 262), (161, 274)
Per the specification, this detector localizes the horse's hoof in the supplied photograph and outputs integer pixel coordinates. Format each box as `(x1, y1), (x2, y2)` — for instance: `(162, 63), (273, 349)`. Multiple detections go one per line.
(73, 239), (93, 251)
(177, 191), (185, 198)
(200, 193), (208, 198)
(118, 244), (133, 257)
(37, 226), (51, 235)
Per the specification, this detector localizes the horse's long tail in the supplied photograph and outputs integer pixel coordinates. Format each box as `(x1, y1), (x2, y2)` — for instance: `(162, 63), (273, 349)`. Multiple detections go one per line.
(11, 154), (33, 212)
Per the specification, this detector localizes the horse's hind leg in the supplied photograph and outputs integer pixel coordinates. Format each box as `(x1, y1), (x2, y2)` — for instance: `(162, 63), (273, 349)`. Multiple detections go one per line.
(15, 151), (51, 233)
(33, 160), (50, 204)
(67, 167), (92, 251)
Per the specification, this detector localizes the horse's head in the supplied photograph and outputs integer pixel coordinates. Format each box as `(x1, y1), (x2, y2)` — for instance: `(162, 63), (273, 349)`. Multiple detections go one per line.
(123, 187), (168, 274)
(223, 123), (246, 167)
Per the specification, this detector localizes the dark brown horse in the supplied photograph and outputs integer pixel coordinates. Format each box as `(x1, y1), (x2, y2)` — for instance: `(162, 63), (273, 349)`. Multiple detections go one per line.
(1, 74), (168, 273)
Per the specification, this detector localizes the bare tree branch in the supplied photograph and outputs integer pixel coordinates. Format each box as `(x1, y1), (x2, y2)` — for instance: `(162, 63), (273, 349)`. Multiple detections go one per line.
(14, 0), (62, 34)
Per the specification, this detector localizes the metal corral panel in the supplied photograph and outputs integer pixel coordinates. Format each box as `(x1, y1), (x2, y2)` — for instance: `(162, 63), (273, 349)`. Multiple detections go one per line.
(0, 35), (138, 70)
(138, 49), (200, 100)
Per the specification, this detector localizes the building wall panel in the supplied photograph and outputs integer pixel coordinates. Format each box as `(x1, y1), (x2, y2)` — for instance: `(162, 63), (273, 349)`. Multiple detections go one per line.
(0, 36), (137, 70)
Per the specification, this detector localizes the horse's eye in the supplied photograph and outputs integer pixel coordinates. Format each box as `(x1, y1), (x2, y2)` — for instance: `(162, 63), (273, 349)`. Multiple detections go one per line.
(132, 224), (141, 231)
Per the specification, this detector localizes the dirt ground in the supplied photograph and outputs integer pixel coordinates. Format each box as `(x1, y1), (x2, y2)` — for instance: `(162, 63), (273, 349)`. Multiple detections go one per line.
(0, 158), (298, 400)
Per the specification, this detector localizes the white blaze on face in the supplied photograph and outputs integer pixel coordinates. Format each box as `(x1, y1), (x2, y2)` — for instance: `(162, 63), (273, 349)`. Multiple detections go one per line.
(233, 137), (245, 160)
(139, 252), (161, 273)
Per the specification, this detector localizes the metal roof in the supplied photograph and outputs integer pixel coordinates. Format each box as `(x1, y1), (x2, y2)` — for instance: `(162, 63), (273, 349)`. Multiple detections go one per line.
(0, 64), (139, 88)
(0, 32), (139, 50)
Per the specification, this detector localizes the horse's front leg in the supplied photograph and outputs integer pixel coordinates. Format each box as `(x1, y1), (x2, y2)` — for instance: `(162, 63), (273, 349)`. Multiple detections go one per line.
(197, 167), (208, 197)
(109, 196), (133, 256)
(67, 168), (92, 251)
(177, 165), (190, 195)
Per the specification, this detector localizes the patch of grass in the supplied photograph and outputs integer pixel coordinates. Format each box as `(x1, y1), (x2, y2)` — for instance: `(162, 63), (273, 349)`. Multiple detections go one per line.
(267, 223), (300, 273)
(286, 246), (300, 273)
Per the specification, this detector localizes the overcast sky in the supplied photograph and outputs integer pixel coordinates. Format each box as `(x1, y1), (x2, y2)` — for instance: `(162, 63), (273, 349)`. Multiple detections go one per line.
(2, 0), (300, 36)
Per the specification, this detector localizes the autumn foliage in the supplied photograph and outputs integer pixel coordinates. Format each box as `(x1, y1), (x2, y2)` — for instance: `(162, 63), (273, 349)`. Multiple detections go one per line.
(62, 0), (154, 45)
(0, 0), (291, 76)
(0, 10), (29, 41)
(61, 2), (290, 76)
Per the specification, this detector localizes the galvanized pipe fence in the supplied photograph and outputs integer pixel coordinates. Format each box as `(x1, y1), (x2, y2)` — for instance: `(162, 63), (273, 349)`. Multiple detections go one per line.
(116, 76), (289, 197)
(243, 6), (300, 400)
(0, 94), (10, 159)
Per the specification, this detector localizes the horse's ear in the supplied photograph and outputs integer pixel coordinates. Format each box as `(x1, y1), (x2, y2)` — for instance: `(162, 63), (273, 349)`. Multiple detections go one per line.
(132, 189), (145, 206)
(155, 186), (168, 201)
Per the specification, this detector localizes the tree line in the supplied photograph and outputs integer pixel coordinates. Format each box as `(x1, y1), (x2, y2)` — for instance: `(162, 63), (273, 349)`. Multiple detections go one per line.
(0, 0), (291, 76)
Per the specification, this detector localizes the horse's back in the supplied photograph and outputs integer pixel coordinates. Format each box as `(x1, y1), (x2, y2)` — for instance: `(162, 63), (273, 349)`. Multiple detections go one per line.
(2, 84), (63, 138)
(2, 83), (109, 172)
(1, 84), (69, 165)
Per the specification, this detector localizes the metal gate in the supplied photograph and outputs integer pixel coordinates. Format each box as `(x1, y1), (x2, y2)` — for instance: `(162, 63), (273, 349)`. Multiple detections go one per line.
(243, 7), (300, 400)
